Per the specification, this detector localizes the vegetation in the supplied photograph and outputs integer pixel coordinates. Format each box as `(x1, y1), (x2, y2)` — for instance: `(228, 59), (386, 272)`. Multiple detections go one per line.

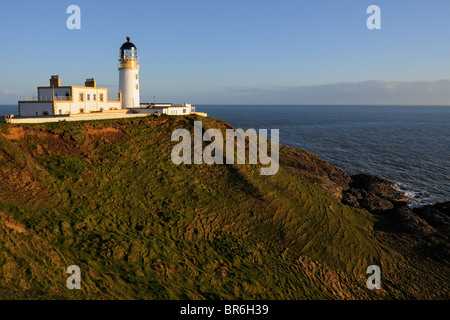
(0, 115), (447, 299)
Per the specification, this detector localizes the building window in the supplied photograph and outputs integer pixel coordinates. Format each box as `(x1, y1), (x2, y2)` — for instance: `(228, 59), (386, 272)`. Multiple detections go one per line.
(79, 93), (84, 102)
(135, 74), (138, 80)
(80, 108), (84, 113)
(183, 109), (187, 114)
(87, 94), (90, 101)
(42, 111), (49, 116)
(100, 108), (104, 112)
(93, 94), (97, 101)
(136, 84), (138, 90)
(100, 94), (104, 102)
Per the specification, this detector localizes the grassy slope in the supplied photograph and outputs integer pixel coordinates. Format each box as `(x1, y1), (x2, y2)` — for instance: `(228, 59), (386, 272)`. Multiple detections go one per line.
(0, 115), (447, 299)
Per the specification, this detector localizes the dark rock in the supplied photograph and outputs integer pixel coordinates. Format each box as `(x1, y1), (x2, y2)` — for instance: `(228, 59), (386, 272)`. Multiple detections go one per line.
(350, 174), (408, 203)
(341, 173), (409, 214)
(389, 206), (435, 234)
(413, 201), (450, 236)
(358, 191), (395, 213)
(341, 189), (362, 208)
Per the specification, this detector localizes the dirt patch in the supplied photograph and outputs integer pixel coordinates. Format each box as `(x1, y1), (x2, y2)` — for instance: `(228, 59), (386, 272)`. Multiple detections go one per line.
(147, 118), (168, 125)
(3, 217), (30, 235)
(26, 130), (77, 157)
(86, 126), (121, 135)
(215, 125), (229, 131)
(1, 127), (26, 140)
(0, 162), (45, 199)
(86, 125), (125, 145)
(1, 126), (71, 157)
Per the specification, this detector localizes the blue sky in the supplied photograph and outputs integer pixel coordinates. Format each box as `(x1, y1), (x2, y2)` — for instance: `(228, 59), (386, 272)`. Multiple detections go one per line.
(1, 0), (450, 104)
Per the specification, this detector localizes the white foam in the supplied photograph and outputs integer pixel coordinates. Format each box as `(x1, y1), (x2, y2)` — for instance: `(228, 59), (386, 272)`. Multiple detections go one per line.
(394, 182), (433, 208)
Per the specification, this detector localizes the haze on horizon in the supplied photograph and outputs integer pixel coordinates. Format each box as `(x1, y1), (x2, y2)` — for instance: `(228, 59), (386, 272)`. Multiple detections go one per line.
(1, 0), (450, 105)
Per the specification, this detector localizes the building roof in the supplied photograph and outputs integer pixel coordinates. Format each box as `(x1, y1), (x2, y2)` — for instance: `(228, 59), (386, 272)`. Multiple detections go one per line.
(37, 86), (108, 90)
(120, 37), (136, 50)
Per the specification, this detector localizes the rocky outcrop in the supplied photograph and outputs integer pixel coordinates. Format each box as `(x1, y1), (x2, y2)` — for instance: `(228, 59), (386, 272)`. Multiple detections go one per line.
(281, 149), (448, 237)
(342, 188), (395, 212)
(282, 140), (449, 241)
(340, 174), (449, 235)
(388, 206), (436, 234)
(342, 174), (408, 213)
(413, 202), (450, 236)
(280, 145), (351, 200)
(340, 174), (450, 239)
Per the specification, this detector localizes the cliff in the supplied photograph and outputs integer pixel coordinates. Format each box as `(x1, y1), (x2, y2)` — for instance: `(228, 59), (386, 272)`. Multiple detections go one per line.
(0, 115), (448, 299)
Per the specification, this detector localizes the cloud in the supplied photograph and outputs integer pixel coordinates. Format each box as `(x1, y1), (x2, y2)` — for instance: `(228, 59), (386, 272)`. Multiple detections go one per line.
(223, 79), (450, 105)
(0, 90), (33, 104)
(1, 90), (27, 96)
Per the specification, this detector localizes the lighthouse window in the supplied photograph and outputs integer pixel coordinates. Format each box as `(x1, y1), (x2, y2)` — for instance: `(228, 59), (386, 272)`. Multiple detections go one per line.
(93, 94), (97, 101)
(135, 74), (138, 80)
(100, 94), (104, 102)
(136, 84), (139, 90)
(79, 93), (84, 102)
(87, 94), (90, 101)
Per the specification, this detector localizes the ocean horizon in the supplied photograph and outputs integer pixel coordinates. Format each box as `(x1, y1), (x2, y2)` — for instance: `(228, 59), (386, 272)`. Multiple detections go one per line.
(1, 104), (449, 207)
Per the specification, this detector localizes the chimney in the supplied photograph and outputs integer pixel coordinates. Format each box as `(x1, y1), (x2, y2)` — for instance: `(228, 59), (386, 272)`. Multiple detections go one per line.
(50, 75), (61, 87)
(85, 78), (96, 87)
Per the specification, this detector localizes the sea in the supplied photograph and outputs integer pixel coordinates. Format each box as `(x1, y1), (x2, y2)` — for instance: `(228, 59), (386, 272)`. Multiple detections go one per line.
(1, 104), (449, 207)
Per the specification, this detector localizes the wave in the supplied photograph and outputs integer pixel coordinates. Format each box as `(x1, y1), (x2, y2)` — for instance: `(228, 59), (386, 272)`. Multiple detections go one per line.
(394, 182), (434, 208)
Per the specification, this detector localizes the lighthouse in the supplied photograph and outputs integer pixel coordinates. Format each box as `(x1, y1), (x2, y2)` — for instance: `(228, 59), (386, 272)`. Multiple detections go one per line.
(12, 36), (203, 123)
(119, 37), (140, 109)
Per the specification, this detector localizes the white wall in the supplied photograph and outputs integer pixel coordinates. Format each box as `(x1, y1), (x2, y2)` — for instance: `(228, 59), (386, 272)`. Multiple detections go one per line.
(54, 102), (72, 115)
(166, 107), (191, 115)
(136, 106), (191, 115)
(70, 87), (120, 113)
(119, 68), (140, 108)
(8, 112), (152, 124)
(54, 101), (121, 115)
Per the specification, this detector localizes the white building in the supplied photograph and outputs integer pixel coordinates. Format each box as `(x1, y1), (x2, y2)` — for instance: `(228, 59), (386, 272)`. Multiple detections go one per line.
(18, 76), (121, 117)
(13, 37), (204, 122)
(139, 103), (195, 115)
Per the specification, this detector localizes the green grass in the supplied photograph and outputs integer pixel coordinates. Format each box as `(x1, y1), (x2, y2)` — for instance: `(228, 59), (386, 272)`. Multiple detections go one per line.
(0, 115), (447, 300)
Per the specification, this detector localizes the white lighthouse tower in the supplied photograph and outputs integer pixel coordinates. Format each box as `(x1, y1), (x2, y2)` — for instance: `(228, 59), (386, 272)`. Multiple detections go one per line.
(119, 37), (140, 109)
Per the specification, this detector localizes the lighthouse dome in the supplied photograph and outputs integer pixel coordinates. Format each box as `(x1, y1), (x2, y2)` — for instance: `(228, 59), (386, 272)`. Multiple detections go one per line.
(120, 37), (138, 60)
(120, 37), (136, 50)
